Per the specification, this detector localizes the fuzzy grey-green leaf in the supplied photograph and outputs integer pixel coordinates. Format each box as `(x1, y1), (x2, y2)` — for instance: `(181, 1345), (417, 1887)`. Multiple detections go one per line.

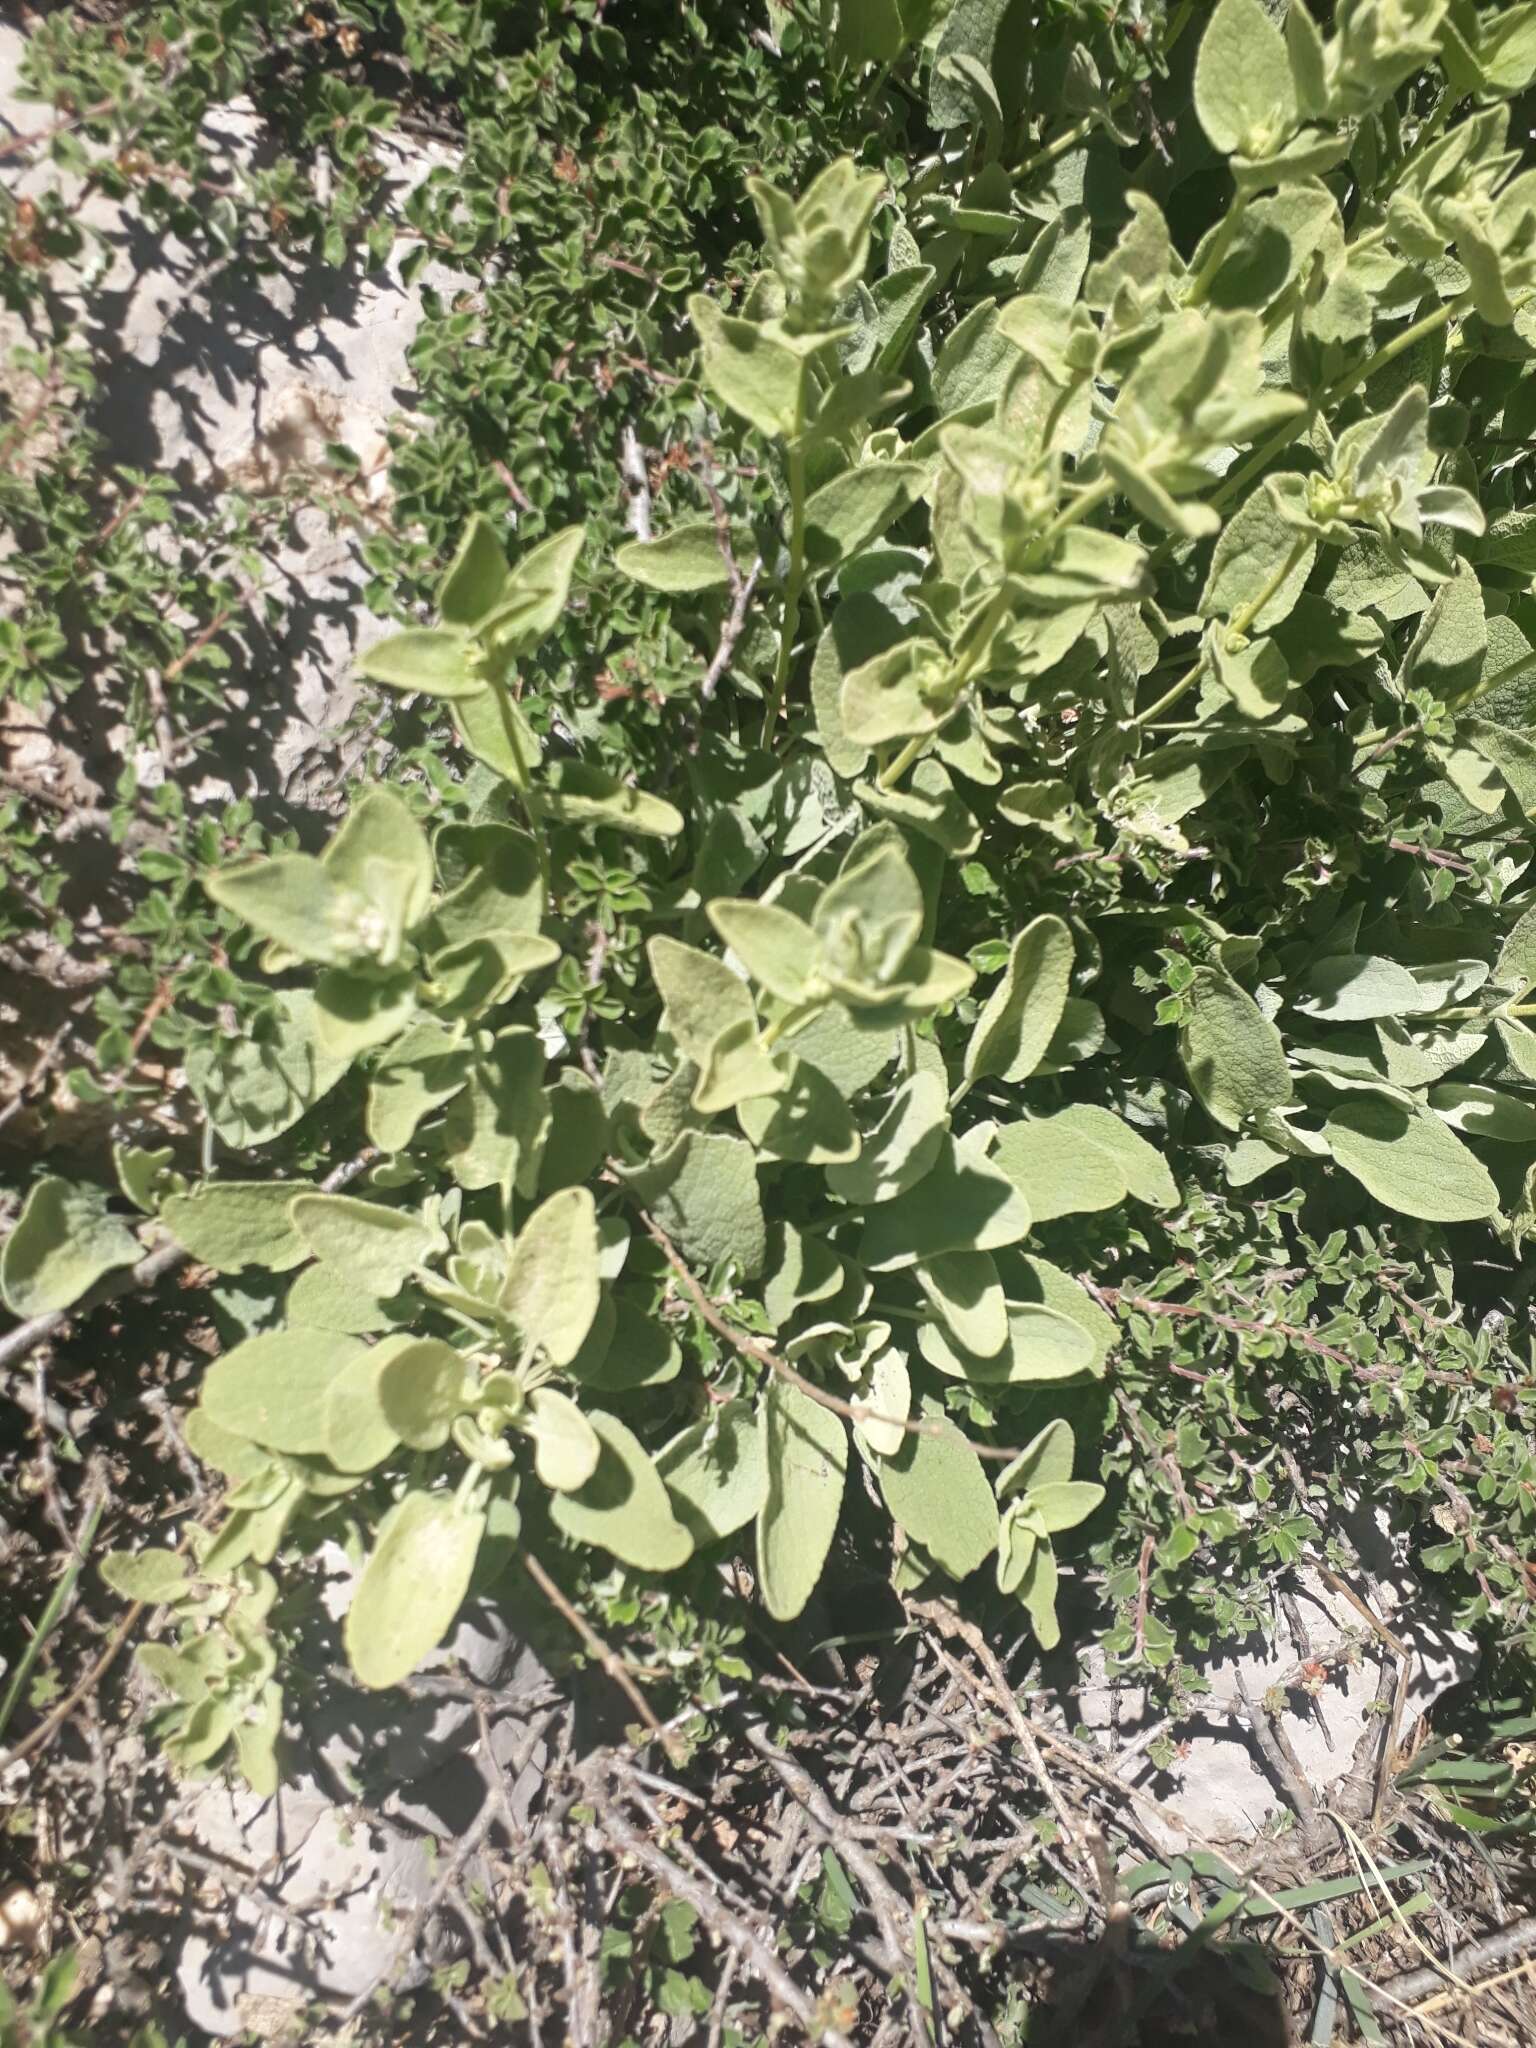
(757, 1381), (847, 1621)
(1325, 1098), (1499, 1222)
(1179, 967), (1293, 1130)
(965, 915), (1074, 1087)
(1, 1178), (141, 1318)
(345, 1490), (485, 1689)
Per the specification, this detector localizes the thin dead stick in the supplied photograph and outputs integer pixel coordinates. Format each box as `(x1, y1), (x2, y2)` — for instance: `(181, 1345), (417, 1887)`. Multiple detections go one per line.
(910, 1599), (1100, 1895)
(1303, 1554), (1410, 1661)
(1391, 1927), (1536, 2013)
(0, 1597), (145, 1766)
(0, 1020), (74, 1132)
(1026, 1720), (1465, 2043)
(742, 1723), (908, 1975)
(907, 1602), (1464, 2044)
(0, 1240), (186, 1418)
(1235, 1669), (1327, 1856)
(694, 447), (762, 702)
(593, 1796), (854, 2048)
(341, 1713), (560, 2022)
(701, 557), (762, 701)
(635, 1204), (1033, 1463)
(521, 1548), (682, 1764)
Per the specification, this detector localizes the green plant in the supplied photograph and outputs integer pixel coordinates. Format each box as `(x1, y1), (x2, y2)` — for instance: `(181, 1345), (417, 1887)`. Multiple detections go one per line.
(8, 0), (1536, 1850)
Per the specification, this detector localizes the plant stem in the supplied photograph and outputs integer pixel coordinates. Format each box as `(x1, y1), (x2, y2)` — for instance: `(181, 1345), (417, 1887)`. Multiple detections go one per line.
(0, 1497), (103, 1741)
(1132, 654), (1207, 729)
(1033, 471), (1118, 552)
(878, 728), (936, 792)
(1010, 0), (1193, 186)
(761, 998), (821, 1050)
(761, 418), (808, 749)
(1012, 114), (1095, 186)
(487, 669), (553, 895)
(878, 478), (1118, 794)
(1224, 534), (1311, 646)
(1429, 1001), (1536, 1022)
(1185, 192), (1249, 309)
(1209, 291), (1471, 520)
(1354, 645), (1536, 766)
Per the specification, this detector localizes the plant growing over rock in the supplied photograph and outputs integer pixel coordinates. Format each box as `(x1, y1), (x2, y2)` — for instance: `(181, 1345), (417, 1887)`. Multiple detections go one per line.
(6, 0), (1531, 1802)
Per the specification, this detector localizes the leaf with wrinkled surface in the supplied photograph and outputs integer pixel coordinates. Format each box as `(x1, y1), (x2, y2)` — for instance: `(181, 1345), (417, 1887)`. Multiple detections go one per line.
(378, 1337), (471, 1449)
(1429, 1083), (1536, 1143)
(828, 1070), (949, 1204)
(707, 898), (818, 1004)
(965, 915), (1074, 1087)
(1325, 1098), (1499, 1222)
(737, 1058), (859, 1164)
(533, 762), (684, 840)
(690, 294), (806, 437)
(918, 1299), (1097, 1383)
(346, 1491), (485, 1689)
(873, 1406), (999, 1580)
(446, 1031), (547, 1195)
(616, 520), (737, 592)
(324, 1340), (405, 1473)
(1180, 967), (1293, 1130)
(290, 1195), (445, 1297)
(524, 1386), (601, 1492)
(1, 1178), (141, 1318)
(859, 1135), (1032, 1270)
(502, 1186), (601, 1366)
(356, 625), (479, 698)
(161, 1181), (321, 1274)
(202, 1329), (367, 1454)
(1194, 0), (1298, 167)
(914, 1249), (1008, 1357)
(757, 1381), (847, 1621)
(550, 1410), (693, 1570)
(1296, 954), (1433, 1021)
(853, 1345), (911, 1458)
(634, 1131), (767, 1279)
(437, 513), (509, 626)
(658, 1400), (769, 1544)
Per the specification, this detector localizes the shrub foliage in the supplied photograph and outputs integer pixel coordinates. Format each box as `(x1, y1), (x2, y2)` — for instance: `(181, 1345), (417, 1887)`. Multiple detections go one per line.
(7, 0), (1536, 1843)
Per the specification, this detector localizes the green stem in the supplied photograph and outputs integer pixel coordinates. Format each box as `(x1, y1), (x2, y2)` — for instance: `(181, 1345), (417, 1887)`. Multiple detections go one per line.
(1132, 654), (1207, 729)
(1355, 645), (1536, 765)
(1225, 535), (1311, 646)
(761, 415), (808, 750)
(1209, 291), (1472, 522)
(488, 670), (552, 896)
(878, 728), (935, 792)
(1185, 192), (1250, 310)
(0, 1498), (103, 1742)
(1032, 471), (1118, 553)
(1010, 0), (1193, 186)
(1012, 114), (1095, 186)
(881, 475), (1119, 793)
(761, 998), (822, 1050)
